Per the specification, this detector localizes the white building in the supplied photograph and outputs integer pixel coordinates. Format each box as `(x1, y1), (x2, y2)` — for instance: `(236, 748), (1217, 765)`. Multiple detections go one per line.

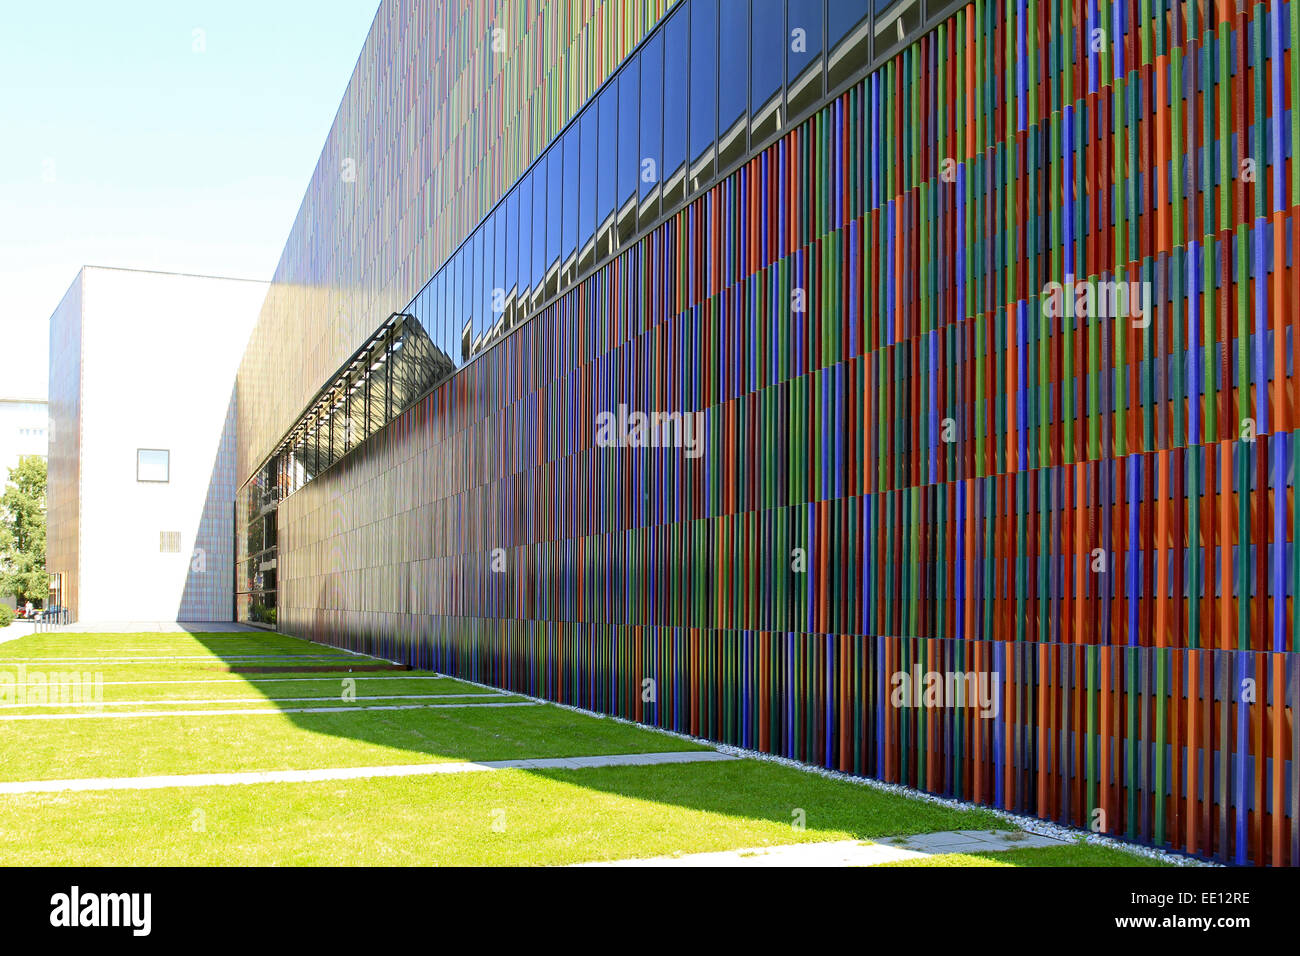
(0, 397), (48, 610)
(0, 397), (48, 473)
(46, 267), (268, 622)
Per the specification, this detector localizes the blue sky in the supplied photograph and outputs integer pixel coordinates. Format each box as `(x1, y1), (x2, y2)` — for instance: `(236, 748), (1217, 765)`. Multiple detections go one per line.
(0, 0), (380, 398)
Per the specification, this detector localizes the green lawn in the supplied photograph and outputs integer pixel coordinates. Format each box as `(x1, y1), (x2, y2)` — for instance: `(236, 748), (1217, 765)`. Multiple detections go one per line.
(0, 632), (352, 659)
(0, 703), (708, 781)
(0, 760), (1008, 866)
(0, 630), (1164, 867)
(1, 674), (495, 706)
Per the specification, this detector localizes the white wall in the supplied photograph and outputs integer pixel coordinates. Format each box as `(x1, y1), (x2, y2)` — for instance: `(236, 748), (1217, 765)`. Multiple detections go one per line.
(0, 399), (48, 611)
(76, 268), (266, 622)
(0, 400), (48, 473)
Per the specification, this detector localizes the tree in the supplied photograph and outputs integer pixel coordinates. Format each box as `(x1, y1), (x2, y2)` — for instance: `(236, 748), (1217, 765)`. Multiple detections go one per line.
(0, 455), (48, 605)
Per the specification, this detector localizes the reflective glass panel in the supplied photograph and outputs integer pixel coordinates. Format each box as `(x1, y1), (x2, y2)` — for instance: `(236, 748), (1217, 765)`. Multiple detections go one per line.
(718, 0), (749, 171)
(873, 0), (922, 60)
(617, 59), (640, 245)
(597, 83), (618, 259)
(497, 195), (512, 332)
(639, 33), (663, 222)
(786, 0), (823, 119)
(533, 152), (548, 303)
(751, 0), (784, 140)
(457, 246), (472, 363)
(578, 107), (598, 274)
(689, 0), (717, 193)
(516, 171), (532, 318)
(827, 0), (871, 90)
(477, 212), (491, 349)
(435, 270), (451, 366)
(136, 448), (169, 482)
(546, 143), (563, 295)
(662, 4), (689, 213)
(562, 125), (580, 279)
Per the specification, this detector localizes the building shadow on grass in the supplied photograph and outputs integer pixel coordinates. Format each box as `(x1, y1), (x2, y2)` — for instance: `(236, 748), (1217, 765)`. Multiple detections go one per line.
(183, 630), (699, 767)
(175, 630), (982, 845)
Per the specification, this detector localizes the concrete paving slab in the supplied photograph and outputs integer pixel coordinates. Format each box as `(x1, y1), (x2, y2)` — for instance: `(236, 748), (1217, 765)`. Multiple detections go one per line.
(0, 623), (36, 644)
(877, 830), (974, 849)
(577, 840), (930, 867)
(877, 830), (1066, 853)
(581, 828), (1071, 867)
(0, 655), (357, 664)
(0, 749), (734, 795)
(22, 622), (265, 634)
(0, 692), (507, 710)
(0, 700), (540, 721)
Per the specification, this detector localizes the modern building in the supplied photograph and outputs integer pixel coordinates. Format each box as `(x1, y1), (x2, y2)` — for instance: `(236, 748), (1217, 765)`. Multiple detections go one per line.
(0, 398), (49, 474)
(43, 0), (1298, 864)
(47, 267), (267, 622)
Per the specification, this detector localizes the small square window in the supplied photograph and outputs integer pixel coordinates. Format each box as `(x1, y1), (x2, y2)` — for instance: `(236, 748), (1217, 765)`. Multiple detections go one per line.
(137, 448), (170, 482)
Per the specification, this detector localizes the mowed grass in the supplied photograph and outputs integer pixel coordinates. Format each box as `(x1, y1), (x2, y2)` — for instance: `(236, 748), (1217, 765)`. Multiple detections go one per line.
(0, 705), (706, 781)
(0, 630), (1148, 867)
(0, 632), (354, 660)
(0, 632), (704, 780)
(0, 760), (1009, 866)
(0, 675), (495, 706)
(1, 662), (449, 683)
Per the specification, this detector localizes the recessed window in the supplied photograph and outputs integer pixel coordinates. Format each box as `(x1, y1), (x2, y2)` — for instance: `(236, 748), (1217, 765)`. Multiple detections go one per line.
(159, 531), (181, 553)
(137, 448), (170, 482)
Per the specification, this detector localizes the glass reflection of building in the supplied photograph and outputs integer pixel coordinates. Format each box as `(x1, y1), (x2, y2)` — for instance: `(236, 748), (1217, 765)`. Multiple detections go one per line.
(237, 0), (927, 625)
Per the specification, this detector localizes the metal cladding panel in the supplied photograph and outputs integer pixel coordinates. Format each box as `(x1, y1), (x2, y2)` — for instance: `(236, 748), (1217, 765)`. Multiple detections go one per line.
(236, 0), (682, 484)
(46, 273), (83, 619)
(271, 0), (1300, 864)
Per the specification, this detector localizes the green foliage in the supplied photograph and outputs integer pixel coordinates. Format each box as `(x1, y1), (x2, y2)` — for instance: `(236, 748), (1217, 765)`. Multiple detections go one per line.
(0, 456), (49, 605)
(248, 602), (277, 627)
(0, 605), (12, 628)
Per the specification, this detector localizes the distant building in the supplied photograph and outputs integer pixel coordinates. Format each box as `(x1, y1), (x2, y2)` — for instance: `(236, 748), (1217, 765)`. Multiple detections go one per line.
(46, 267), (267, 622)
(0, 397), (48, 473)
(0, 397), (47, 611)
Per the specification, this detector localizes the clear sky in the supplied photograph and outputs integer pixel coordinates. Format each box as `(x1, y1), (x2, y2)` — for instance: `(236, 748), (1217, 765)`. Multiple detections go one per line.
(0, 0), (381, 399)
